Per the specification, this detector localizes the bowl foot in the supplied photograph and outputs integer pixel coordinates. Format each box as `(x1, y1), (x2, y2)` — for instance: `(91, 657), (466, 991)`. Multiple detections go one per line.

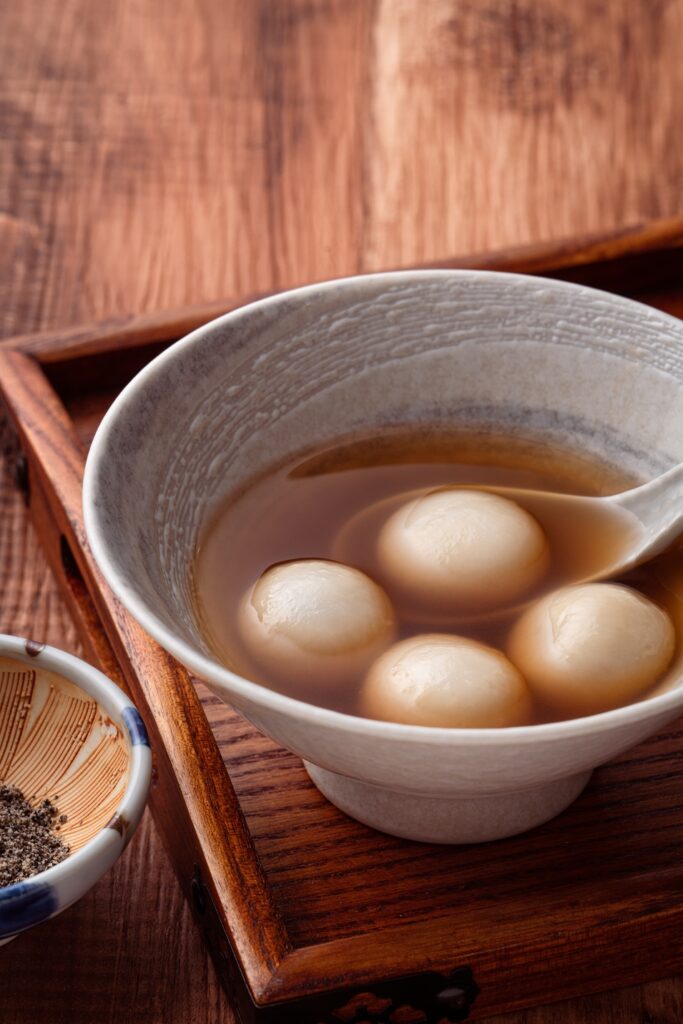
(304, 763), (593, 843)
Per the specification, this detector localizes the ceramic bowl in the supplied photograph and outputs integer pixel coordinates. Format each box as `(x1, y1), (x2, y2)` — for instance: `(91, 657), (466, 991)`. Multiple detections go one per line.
(83, 271), (683, 843)
(0, 635), (151, 942)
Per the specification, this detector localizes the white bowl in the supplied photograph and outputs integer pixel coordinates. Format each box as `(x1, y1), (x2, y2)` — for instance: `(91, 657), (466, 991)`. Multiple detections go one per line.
(83, 271), (683, 843)
(0, 635), (151, 942)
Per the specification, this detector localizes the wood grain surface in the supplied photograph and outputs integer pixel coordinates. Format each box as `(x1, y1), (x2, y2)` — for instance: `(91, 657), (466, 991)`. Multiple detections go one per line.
(2, 1), (683, 1021)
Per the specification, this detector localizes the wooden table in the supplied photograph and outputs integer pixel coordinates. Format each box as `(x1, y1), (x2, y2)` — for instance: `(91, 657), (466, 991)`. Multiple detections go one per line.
(2, 3), (683, 1021)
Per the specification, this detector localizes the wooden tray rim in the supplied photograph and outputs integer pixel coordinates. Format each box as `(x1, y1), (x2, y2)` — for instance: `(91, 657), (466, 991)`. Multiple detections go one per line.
(3, 215), (683, 1020)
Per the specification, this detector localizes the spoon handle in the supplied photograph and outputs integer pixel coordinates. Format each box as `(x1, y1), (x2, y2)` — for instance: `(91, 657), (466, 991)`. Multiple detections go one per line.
(613, 461), (683, 560)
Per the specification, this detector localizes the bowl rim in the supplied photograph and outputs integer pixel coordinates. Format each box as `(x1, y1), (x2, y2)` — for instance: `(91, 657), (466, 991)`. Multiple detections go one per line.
(83, 269), (683, 747)
(0, 634), (151, 899)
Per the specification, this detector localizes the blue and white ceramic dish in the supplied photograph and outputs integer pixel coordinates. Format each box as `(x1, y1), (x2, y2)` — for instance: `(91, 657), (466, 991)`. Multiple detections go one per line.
(0, 634), (151, 944)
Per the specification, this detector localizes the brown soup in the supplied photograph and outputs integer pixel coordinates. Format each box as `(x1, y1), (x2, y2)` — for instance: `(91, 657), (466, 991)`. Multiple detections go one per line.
(192, 429), (683, 722)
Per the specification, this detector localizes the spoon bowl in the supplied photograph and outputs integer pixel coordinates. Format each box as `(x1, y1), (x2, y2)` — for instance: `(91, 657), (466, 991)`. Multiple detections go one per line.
(490, 460), (683, 581)
(334, 467), (683, 625)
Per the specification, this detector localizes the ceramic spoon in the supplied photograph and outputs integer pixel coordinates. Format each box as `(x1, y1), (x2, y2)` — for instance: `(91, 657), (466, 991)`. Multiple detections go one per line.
(487, 460), (683, 583)
(333, 463), (683, 624)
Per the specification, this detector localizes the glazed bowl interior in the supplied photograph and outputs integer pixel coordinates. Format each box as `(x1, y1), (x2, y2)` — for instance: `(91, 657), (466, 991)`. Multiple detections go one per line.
(83, 271), (683, 841)
(0, 656), (128, 854)
(85, 270), (683, 697)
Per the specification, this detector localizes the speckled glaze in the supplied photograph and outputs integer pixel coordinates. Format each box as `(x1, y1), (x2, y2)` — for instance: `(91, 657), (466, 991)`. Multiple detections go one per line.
(83, 272), (683, 843)
(0, 635), (151, 943)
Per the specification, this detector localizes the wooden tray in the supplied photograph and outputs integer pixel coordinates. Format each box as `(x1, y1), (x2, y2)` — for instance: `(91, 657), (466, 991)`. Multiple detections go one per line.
(3, 217), (683, 1024)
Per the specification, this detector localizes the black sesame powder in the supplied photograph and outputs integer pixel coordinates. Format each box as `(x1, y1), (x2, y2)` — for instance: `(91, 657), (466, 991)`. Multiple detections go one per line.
(0, 784), (70, 887)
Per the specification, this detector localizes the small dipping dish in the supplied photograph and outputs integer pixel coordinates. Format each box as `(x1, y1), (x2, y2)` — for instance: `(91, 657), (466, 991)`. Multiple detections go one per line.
(0, 634), (151, 943)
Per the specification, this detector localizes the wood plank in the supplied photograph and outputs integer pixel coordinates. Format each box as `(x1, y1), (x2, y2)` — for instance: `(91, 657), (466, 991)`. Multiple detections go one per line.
(364, 0), (683, 267)
(4, 214), (683, 368)
(0, 0), (373, 338)
(4, 2), (683, 343)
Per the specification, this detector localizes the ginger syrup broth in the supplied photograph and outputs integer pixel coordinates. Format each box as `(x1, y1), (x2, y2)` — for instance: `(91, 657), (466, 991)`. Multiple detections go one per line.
(191, 430), (683, 724)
